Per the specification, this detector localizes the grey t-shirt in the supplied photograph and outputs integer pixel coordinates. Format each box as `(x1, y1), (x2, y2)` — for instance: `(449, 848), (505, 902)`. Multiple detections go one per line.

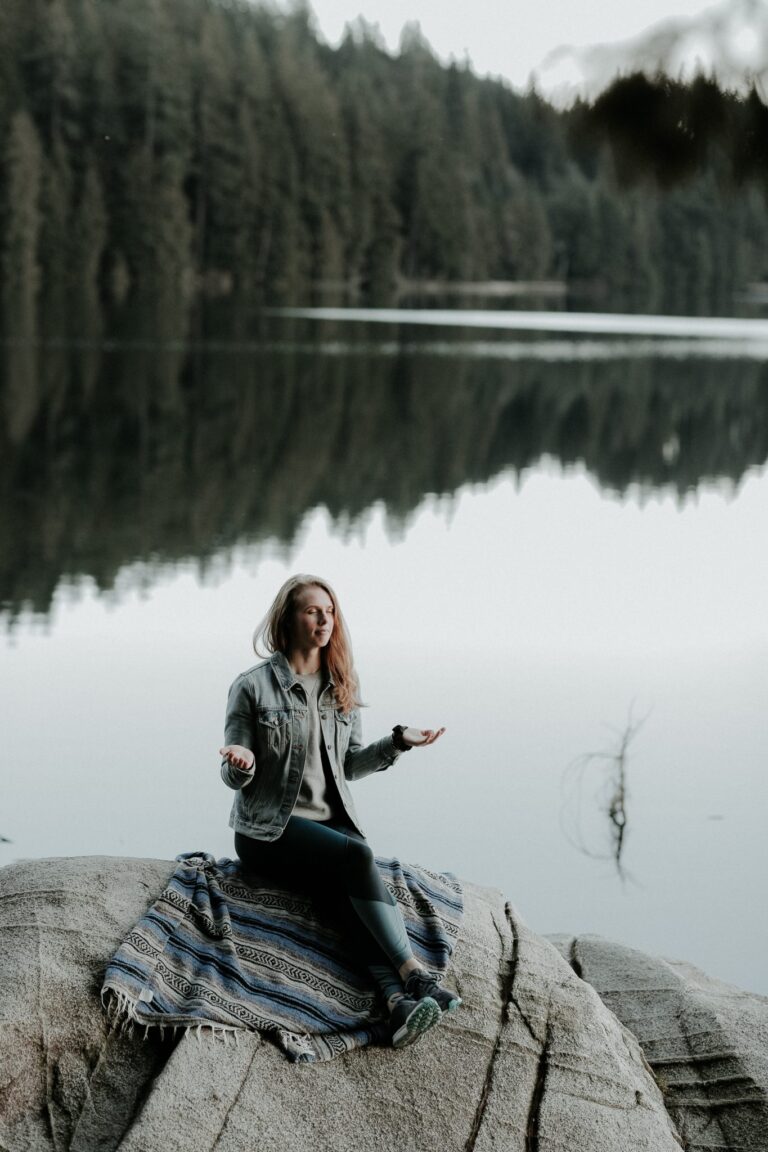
(292, 672), (342, 822)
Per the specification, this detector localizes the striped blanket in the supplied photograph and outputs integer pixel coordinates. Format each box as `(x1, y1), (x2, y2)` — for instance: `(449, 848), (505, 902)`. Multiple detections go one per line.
(101, 850), (463, 1062)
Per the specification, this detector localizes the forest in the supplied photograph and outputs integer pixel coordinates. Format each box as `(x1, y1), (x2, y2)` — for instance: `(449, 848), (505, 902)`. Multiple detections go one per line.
(2, 0), (768, 313)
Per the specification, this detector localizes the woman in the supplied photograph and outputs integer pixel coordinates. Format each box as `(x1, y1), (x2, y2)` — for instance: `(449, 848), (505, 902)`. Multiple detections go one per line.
(218, 573), (460, 1049)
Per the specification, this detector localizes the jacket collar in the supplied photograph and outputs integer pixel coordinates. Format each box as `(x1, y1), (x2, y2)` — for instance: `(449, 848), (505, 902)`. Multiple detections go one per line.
(270, 650), (334, 692)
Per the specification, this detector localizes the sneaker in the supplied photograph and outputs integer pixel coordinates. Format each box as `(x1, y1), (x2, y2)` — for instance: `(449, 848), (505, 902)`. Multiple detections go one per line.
(404, 969), (462, 1014)
(389, 995), (441, 1048)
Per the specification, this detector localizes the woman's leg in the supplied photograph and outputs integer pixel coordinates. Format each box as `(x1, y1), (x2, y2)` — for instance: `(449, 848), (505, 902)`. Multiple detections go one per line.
(235, 819), (455, 1041)
(235, 817), (414, 973)
(324, 823), (462, 1014)
(236, 821), (407, 1007)
(317, 823), (407, 1008)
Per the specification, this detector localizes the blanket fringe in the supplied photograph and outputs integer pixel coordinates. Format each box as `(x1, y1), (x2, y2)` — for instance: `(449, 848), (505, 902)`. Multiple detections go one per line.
(102, 986), (242, 1046)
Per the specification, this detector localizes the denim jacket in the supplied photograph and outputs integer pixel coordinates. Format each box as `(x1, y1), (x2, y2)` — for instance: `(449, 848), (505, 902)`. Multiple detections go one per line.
(220, 651), (402, 840)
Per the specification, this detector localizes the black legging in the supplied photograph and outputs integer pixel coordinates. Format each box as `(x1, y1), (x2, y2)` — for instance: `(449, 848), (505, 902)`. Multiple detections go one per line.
(234, 815), (413, 1002)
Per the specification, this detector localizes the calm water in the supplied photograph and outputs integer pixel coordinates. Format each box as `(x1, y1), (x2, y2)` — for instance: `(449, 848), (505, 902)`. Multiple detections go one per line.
(2, 305), (767, 995)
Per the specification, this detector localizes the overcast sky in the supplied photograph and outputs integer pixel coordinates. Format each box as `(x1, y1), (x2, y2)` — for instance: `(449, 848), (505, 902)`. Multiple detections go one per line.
(302, 0), (730, 89)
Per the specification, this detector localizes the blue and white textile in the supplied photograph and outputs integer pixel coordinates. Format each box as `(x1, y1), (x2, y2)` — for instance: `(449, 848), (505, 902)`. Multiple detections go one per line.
(101, 850), (463, 1062)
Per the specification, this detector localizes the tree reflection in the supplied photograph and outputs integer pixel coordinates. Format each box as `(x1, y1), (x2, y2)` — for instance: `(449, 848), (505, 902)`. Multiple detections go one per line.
(1, 298), (768, 620)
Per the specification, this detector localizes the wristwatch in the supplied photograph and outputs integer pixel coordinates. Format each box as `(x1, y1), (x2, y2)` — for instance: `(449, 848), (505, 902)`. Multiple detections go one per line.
(392, 725), (412, 752)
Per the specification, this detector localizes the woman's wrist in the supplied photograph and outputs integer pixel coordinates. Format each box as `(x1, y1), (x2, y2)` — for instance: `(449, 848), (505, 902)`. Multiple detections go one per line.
(392, 725), (412, 752)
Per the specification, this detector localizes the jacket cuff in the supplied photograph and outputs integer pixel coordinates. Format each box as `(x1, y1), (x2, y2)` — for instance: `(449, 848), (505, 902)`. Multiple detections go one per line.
(220, 758), (255, 790)
(381, 734), (402, 767)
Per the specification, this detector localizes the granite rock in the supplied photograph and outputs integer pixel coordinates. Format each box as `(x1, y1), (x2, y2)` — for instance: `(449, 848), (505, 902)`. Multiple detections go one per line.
(0, 856), (759, 1150)
(549, 933), (768, 1152)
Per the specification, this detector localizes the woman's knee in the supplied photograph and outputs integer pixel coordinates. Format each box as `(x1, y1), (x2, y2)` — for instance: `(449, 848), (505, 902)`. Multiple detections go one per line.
(343, 835), (376, 877)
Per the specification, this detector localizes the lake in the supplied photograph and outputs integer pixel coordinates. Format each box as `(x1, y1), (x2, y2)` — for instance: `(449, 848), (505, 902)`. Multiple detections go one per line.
(1, 303), (766, 995)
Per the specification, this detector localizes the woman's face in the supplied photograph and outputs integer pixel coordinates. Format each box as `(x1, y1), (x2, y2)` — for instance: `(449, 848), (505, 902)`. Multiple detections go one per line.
(289, 584), (335, 651)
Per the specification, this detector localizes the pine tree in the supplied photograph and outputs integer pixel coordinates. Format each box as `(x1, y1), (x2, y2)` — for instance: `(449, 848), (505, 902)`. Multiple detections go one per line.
(71, 151), (108, 293)
(1, 109), (43, 304)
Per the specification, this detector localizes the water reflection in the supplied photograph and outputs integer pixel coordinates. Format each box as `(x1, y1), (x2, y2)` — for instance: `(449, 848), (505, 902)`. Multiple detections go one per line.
(273, 305), (768, 340)
(1, 301), (767, 621)
(560, 708), (649, 882)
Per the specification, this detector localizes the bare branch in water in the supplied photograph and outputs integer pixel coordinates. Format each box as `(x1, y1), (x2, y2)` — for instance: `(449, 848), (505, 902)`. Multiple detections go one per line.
(560, 704), (651, 882)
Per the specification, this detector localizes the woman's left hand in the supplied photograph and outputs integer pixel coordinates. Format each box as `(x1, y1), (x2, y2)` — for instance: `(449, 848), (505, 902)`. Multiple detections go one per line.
(402, 726), (446, 747)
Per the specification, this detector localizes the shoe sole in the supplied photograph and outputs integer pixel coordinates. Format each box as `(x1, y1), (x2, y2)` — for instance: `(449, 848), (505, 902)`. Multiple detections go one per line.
(391, 996), (441, 1048)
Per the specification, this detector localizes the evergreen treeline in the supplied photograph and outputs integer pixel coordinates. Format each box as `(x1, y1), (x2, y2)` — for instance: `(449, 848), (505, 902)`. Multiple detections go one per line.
(2, 0), (768, 310)
(3, 322), (767, 619)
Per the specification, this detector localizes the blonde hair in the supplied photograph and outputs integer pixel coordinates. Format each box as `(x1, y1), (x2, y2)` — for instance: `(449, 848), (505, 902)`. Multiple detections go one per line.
(253, 574), (361, 714)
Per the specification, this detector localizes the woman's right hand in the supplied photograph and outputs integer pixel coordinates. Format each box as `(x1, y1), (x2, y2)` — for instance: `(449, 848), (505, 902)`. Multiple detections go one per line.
(219, 744), (255, 771)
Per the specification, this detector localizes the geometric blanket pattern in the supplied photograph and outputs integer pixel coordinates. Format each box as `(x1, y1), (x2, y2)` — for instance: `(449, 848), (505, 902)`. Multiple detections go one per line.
(101, 850), (463, 1062)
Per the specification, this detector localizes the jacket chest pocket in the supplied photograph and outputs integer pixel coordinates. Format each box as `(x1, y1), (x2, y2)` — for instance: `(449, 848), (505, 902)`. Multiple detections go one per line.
(334, 710), (352, 757)
(257, 709), (292, 757)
